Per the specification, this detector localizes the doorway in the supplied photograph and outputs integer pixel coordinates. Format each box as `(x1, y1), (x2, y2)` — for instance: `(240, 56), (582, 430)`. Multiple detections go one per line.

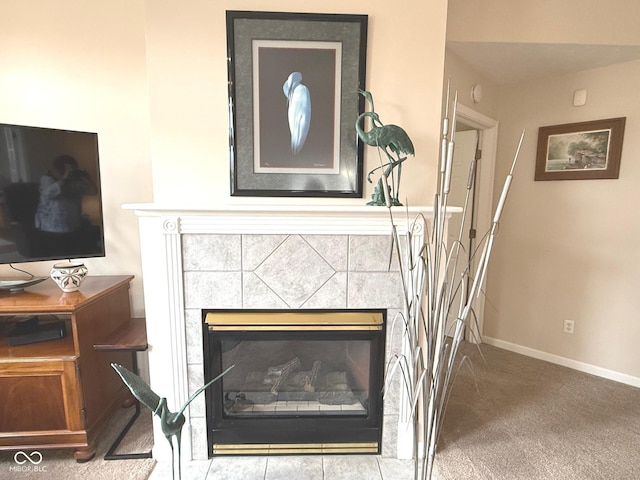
(446, 104), (498, 343)
(446, 128), (478, 337)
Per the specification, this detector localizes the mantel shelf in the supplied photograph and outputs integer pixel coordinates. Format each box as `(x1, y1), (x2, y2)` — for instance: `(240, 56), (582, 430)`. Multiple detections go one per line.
(122, 203), (460, 236)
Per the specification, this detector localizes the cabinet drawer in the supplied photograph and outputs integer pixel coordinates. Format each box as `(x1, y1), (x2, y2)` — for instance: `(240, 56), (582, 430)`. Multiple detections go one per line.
(0, 360), (82, 433)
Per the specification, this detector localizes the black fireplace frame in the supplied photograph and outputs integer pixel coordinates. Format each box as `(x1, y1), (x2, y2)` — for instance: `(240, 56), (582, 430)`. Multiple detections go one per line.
(202, 309), (386, 456)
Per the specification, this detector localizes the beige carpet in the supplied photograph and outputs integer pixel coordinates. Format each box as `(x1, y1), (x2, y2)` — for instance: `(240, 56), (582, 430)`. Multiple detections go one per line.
(0, 405), (155, 480)
(434, 342), (640, 479)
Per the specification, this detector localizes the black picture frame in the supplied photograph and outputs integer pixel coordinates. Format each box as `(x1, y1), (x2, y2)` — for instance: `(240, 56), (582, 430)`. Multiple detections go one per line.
(535, 117), (626, 181)
(226, 11), (368, 197)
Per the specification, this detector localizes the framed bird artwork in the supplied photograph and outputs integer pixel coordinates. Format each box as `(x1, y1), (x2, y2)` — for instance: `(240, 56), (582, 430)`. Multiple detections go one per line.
(226, 11), (368, 198)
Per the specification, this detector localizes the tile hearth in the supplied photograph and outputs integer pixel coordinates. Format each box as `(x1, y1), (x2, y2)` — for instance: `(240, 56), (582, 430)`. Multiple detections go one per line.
(149, 455), (415, 480)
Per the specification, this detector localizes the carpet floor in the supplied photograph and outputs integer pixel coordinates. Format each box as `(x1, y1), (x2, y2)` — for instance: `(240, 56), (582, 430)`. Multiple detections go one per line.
(0, 405), (155, 479)
(434, 342), (640, 479)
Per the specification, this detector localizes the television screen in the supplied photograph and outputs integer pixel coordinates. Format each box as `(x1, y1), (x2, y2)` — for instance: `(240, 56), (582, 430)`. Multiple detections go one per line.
(0, 123), (105, 265)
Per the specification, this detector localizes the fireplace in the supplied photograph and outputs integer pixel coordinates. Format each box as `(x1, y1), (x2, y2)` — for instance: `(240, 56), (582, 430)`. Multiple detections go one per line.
(127, 205), (439, 465)
(203, 310), (385, 455)
(203, 310), (386, 454)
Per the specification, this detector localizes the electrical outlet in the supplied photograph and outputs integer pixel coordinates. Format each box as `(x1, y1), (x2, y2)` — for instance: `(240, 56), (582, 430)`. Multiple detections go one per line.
(563, 320), (575, 334)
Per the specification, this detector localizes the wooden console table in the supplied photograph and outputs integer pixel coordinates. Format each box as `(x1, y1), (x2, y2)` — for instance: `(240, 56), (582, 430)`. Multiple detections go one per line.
(0, 275), (135, 461)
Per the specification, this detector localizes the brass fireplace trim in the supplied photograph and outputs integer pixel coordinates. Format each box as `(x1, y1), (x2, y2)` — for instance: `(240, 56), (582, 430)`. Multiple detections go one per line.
(213, 442), (379, 455)
(205, 311), (383, 331)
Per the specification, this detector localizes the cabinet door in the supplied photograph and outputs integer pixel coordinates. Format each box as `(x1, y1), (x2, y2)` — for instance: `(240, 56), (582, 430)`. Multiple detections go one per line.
(0, 360), (82, 433)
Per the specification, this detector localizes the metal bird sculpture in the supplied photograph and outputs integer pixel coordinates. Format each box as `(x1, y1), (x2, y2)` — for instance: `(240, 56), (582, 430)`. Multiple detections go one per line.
(283, 71), (311, 154)
(111, 363), (234, 480)
(356, 89), (415, 206)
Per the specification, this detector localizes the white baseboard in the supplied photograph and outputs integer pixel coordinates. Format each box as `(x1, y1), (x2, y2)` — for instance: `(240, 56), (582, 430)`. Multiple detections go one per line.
(482, 336), (640, 389)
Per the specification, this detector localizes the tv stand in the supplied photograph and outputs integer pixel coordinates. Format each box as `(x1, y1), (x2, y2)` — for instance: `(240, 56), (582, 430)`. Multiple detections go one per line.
(0, 275), (135, 461)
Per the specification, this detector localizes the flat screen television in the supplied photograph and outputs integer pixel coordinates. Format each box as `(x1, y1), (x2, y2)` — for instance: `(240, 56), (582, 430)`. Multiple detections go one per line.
(0, 123), (105, 268)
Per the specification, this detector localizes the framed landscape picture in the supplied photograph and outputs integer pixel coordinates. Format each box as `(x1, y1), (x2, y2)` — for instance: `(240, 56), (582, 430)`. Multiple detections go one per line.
(226, 11), (368, 197)
(535, 117), (626, 181)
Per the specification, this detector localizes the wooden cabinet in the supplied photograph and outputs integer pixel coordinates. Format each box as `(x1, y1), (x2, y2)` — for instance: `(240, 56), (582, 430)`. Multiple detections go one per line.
(0, 275), (135, 461)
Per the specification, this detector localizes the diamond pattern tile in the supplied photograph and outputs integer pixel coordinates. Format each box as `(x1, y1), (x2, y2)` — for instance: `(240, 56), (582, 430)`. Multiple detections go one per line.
(242, 273), (289, 308)
(253, 235), (335, 307)
(302, 234), (348, 271)
(302, 272), (347, 309)
(242, 234), (288, 270)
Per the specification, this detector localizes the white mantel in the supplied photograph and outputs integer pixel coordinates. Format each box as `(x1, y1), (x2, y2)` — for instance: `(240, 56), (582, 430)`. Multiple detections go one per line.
(125, 204), (443, 465)
(126, 204), (436, 234)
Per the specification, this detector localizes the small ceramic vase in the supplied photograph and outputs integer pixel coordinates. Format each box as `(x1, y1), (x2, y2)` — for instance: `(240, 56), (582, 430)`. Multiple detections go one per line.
(50, 262), (88, 293)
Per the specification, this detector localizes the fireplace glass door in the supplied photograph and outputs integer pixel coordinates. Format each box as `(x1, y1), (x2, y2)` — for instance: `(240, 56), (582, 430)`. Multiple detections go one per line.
(203, 310), (385, 455)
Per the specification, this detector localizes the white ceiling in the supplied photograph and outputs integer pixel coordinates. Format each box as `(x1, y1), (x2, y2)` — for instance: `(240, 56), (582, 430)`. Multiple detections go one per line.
(447, 41), (640, 85)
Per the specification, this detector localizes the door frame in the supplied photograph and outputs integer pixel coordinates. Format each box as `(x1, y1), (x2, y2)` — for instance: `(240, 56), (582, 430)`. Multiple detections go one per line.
(454, 103), (498, 343)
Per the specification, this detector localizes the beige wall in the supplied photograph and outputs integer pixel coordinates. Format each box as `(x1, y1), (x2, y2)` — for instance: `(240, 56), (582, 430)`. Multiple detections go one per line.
(487, 60), (640, 380)
(1, 1), (448, 313)
(144, 0), (448, 206)
(443, 48), (500, 120)
(0, 1), (152, 314)
(445, 0), (640, 384)
(9, 0), (634, 385)
(447, 0), (640, 45)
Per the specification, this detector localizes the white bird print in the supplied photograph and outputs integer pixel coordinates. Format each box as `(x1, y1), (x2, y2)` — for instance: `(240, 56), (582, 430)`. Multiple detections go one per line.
(283, 72), (311, 154)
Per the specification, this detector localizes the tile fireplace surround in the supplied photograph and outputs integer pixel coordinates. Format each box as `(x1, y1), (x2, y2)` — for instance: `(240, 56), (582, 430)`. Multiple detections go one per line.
(127, 204), (440, 468)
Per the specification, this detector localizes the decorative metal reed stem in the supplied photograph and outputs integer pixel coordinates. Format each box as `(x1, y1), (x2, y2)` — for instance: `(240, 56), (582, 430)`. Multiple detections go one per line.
(382, 84), (524, 480)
